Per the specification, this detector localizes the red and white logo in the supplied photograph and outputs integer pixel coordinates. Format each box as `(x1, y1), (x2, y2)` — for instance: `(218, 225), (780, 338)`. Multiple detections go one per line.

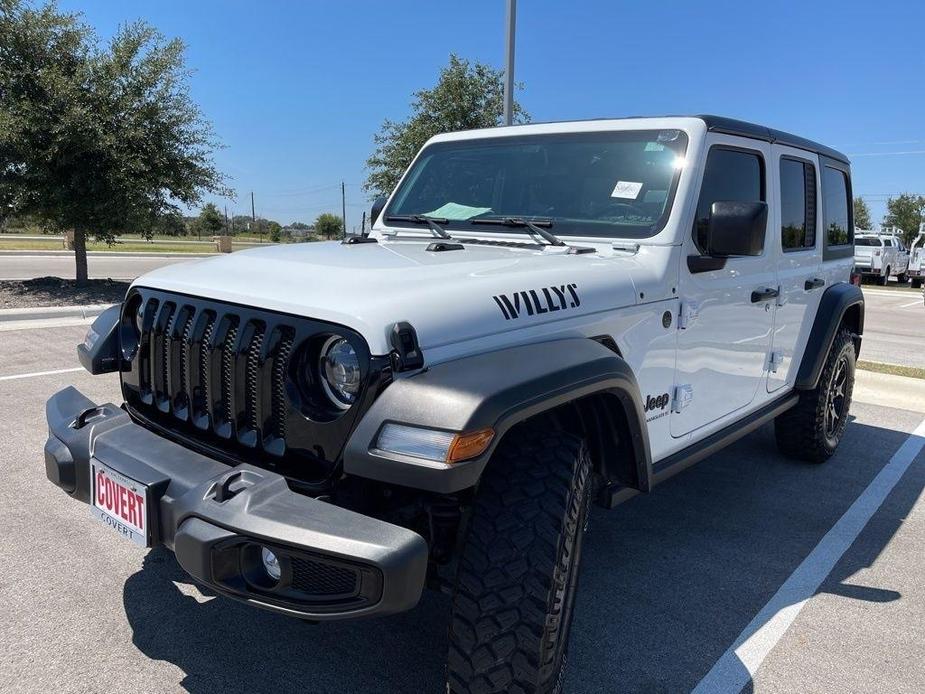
(94, 468), (146, 534)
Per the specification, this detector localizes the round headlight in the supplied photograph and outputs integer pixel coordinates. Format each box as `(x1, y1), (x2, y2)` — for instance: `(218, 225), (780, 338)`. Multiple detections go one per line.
(319, 336), (360, 409)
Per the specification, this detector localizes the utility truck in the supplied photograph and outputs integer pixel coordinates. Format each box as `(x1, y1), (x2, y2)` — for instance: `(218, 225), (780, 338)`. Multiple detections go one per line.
(854, 227), (908, 284)
(44, 116), (863, 693)
(908, 223), (925, 288)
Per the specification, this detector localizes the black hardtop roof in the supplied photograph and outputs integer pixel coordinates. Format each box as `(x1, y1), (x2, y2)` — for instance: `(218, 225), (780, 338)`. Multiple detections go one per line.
(697, 115), (849, 164)
(502, 115), (850, 165)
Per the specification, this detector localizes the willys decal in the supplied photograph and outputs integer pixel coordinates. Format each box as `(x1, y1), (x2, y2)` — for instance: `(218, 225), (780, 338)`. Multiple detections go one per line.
(492, 284), (580, 321)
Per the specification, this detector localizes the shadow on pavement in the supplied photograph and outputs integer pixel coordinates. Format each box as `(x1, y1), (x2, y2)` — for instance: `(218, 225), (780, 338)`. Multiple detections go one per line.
(123, 418), (922, 693)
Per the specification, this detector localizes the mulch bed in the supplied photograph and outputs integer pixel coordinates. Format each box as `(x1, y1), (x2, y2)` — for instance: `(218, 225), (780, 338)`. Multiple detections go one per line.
(0, 277), (130, 309)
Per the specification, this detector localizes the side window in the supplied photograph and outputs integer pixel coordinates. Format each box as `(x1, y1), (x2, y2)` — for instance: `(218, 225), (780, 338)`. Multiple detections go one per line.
(780, 158), (817, 251)
(884, 238), (893, 247)
(822, 166), (851, 247)
(694, 147), (765, 252)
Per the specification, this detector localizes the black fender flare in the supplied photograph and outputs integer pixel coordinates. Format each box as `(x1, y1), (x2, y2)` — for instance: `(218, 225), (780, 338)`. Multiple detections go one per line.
(795, 282), (864, 390)
(343, 338), (651, 494)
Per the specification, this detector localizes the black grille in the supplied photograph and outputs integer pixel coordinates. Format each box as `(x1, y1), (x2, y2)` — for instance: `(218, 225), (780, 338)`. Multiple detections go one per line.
(290, 557), (359, 597)
(121, 288), (388, 479)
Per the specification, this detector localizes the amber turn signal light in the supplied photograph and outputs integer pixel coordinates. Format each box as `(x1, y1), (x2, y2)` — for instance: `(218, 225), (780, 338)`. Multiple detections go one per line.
(447, 427), (495, 464)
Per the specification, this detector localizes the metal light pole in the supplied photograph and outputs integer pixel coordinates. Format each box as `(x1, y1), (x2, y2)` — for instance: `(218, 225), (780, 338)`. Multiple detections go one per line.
(503, 0), (516, 126)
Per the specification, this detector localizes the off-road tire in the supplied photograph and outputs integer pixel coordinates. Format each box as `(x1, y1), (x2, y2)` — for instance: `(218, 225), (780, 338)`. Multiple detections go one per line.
(774, 327), (855, 463)
(446, 427), (592, 694)
(877, 267), (889, 286)
(912, 278), (922, 289)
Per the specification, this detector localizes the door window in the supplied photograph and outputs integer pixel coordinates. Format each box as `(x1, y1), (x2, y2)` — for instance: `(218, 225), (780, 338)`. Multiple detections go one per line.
(780, 158), (816, 251)
(694, 147), (765, 252)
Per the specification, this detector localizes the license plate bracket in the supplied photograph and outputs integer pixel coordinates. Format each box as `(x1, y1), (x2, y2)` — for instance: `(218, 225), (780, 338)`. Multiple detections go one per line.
(90, 460), (152, 548)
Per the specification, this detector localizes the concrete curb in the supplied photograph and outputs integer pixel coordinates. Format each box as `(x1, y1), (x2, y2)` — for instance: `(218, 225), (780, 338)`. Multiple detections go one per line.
(0, 303), (114, 323)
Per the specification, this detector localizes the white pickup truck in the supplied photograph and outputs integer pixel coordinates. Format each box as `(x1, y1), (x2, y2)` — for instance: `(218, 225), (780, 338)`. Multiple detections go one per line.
(854, 230), (909, 284)
(908, 224), (925, 288)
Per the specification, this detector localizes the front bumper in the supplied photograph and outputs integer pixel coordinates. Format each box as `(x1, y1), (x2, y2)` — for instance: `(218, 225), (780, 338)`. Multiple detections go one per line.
(44, 386), (428, 621)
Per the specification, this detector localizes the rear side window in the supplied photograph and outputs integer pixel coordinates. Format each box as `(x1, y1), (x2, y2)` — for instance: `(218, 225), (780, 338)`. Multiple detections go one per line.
(884, 238), (893, 247)
(854, 237), (881, 247)
(780, 158), (816, 251)
(694, 147), (765, 252)
(823, 166), (851, 247)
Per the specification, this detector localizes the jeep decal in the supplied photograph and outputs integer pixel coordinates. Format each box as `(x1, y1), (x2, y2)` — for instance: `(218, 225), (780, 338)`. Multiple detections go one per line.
(492, 283), (580, 320)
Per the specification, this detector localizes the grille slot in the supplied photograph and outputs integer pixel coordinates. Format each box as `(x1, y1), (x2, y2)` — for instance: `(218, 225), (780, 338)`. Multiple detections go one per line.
(132, 299), (296, 457)
(290, 557), (359, 597)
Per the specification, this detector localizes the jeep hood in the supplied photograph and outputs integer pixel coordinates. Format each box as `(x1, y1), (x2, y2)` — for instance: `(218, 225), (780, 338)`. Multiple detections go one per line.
(132, 239), (651, 355)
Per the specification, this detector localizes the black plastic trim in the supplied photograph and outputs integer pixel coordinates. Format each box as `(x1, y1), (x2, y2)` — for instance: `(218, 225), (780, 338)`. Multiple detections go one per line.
(687, 255), (727, 273)
(795, 282), (864, 390)
(698, 115), (850, 164)
(77, 305), (123, 374)
(344, 339), (651, 494)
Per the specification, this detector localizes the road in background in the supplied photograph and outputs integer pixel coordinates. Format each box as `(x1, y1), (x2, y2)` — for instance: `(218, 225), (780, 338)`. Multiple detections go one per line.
(861, 287), (925, 369)
(0, 253), (205, 280)
(1, 323), (924, 693)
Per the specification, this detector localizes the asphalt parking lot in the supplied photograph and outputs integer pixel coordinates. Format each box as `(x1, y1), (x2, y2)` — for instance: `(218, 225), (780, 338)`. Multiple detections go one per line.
(1, 323), (924, 694)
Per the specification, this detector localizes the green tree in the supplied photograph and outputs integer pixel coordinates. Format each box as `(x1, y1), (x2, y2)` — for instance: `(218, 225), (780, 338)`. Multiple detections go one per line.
(267, 220), (282, 243)
(883, 193), (925, 245)
(0, 0), (228, 284)
(194, 203), (224, 239)
(153, 210), (188, 236)
(853, 197), (872, 230)
(315, 212), (343, 240)
(364, 54), (529, 198)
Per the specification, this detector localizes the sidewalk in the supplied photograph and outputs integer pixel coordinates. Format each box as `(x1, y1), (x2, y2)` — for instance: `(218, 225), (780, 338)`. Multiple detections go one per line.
(854, 368), (925, 413)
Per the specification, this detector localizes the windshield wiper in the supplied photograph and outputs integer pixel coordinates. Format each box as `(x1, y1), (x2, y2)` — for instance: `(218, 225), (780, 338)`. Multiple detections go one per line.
(470, 217), (594, 254)
(384, 214), (452, 239)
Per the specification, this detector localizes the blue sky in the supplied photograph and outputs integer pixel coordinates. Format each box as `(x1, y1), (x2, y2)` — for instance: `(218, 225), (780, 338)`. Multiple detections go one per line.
(63, 0), (925, 230)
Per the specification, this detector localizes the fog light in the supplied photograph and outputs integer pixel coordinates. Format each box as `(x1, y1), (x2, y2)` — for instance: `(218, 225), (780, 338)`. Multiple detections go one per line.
(261, 546), (281, 582)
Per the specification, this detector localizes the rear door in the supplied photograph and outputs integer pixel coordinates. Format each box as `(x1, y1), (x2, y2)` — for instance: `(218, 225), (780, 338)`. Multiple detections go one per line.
(767, 147), (823, 393)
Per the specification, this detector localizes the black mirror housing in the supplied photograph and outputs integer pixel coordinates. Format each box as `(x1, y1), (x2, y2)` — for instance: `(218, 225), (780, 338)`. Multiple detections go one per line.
(370, 197), (388, 226)
(707, 201), (768, 257)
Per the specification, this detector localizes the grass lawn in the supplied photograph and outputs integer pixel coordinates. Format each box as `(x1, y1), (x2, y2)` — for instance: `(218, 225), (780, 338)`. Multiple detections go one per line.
(0, 237), (232, 253)
(857, 360), (925, 380)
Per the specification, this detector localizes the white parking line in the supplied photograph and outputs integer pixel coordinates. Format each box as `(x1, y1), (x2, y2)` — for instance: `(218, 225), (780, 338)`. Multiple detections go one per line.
(0, 367), (84, 381)
(692, 416), (925, 694)
(899, 300), (921, 308)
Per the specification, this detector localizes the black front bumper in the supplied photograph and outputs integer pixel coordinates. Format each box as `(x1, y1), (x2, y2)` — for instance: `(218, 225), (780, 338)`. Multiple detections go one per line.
(44, 386), (428, 621)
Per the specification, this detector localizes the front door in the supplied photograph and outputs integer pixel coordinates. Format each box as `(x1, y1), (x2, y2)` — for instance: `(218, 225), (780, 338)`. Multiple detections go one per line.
(767, 146), (823, 392)
(671, 137), (776, 437)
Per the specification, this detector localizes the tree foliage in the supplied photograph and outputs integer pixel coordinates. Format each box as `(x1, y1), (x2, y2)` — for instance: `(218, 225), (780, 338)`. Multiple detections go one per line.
(883, 193), (925, 245)
(0, 0), (228, 283)
(853, 197), (872, 230)
(314, 212), (342, 240)
(194, 202), (224, 237)
(364, 54), (529, 198)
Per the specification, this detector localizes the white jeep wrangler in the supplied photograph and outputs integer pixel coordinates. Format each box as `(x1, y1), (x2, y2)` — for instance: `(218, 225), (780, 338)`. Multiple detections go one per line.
(45, 115), (863, 693)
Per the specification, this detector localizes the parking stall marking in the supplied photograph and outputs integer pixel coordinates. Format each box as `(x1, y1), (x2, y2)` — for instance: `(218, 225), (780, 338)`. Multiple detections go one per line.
(692, 416), (925, 694)
(0, 367), (84, 381)
(899, 300), (921, 309)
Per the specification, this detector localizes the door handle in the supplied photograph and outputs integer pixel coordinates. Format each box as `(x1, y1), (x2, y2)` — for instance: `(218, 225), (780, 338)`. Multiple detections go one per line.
(804, 277), (825, 290)
(751, 287), (779, 303)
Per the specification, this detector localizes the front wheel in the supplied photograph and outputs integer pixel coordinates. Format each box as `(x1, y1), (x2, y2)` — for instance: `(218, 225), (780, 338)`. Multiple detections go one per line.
(877, 267), (889, 286)
(447, 426), (592, 694)
(774, 327), (856, 463)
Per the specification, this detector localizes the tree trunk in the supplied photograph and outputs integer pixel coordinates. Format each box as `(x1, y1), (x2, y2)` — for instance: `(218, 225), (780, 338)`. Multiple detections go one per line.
(74, 227), (88, 287)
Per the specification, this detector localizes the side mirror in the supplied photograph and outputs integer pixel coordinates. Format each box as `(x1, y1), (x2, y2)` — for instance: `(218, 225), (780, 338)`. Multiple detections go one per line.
(370, 197), (388, 227)
(707, 201), (768, 257)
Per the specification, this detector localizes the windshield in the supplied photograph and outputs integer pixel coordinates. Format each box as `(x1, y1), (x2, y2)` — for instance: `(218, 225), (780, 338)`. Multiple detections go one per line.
(854, 237), (881, 247)
(384, 129), (689, 239)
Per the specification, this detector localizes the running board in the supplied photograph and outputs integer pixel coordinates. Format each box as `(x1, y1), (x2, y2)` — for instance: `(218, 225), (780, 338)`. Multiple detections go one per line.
(599, 392), (799, 508)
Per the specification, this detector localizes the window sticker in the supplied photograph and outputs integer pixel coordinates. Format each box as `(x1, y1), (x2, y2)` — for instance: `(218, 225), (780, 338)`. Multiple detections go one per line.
(424, 202), (492, 220)
(644, 142), (665, 152)
(611, 181), (643, 199)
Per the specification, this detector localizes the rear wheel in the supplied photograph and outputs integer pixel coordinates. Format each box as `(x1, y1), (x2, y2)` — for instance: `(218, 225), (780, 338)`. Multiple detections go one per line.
(775, 327), (855, 463)
(877, 267), (889, 285)
(912, 278), (922, 289)
(897, 271), (908, 284)
(446, 426), (592, 694)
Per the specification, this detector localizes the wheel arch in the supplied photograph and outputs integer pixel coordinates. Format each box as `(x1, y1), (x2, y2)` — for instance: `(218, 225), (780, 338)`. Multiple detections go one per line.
(343, 338), (651, 495)
(795, 281), (864, 390)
